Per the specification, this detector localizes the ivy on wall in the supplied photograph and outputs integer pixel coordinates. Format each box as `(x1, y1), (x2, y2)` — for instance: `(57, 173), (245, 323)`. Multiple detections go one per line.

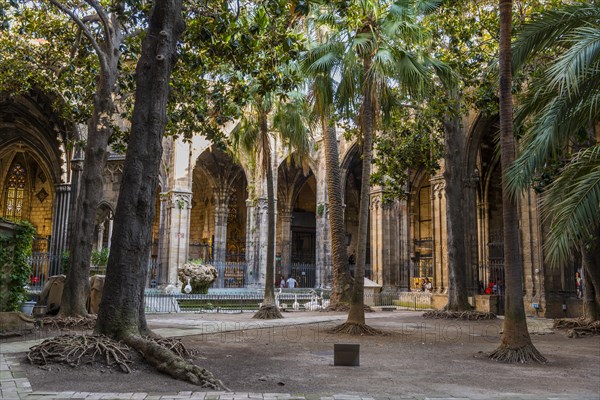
(0, 218), (36, 312)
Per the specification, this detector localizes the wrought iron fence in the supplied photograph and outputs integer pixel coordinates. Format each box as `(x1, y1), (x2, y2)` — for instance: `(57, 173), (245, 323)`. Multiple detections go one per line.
(142, 288), (432, 314)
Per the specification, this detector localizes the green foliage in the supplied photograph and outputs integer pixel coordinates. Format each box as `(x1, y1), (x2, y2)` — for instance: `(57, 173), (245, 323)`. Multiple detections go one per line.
(0, 219), (36, 312)
(90, 247), (109, 267)
(372, 101), (444, 202)
(316, 203), (325, 217)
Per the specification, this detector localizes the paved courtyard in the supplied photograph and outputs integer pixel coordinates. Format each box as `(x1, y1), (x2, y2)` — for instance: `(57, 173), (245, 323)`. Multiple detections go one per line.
(1, 311), (599, 400)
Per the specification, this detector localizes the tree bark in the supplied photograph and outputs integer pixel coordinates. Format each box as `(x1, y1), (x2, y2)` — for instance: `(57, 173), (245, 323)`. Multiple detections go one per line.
(254, 111), (282, 319)
(95, 0), (223, 388)
(490, 0), (545, 362)
(95, 0), (185, 339)
(442, 99), (470, 311)
(60, 15), (121, 317)
(581, 230), (600, 321)
(323, 121), (352, 308)
(341, 56), (375, 331)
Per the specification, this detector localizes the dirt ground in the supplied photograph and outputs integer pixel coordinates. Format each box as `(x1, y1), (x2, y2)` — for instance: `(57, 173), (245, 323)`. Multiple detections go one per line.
(7, 311), (600, 398)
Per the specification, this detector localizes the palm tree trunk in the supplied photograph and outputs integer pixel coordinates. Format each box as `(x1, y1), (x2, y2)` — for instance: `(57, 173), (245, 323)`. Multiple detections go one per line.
(254, 111), (282, 319)
(490, 0), (545, 363)
(323, 119), (352, 308)
(330, 57), (379, 335)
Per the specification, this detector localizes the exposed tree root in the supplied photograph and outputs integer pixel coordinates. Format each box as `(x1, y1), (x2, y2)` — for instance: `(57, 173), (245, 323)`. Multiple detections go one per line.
(488, 343), (547, 363)
(124, 335), (227, 390)
(423, 310), (496, 320)
(253, 305), (283, 319)
(35, 315), (97, 330)
(145, 336), (190, 358)
(27, 333), (224, 389)
(325, 304), (372, 313)
(326, 303), (350, 312)
(326, 322), (384, 336)
(553, 318), (600, 338)
(27, 334), (133, 372)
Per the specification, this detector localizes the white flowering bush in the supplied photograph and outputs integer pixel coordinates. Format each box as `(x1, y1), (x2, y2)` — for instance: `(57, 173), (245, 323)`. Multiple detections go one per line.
(178, 262), (218, 294)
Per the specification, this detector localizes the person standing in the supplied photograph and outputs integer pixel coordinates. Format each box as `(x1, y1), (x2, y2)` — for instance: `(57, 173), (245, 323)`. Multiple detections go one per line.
(286, 275), (298, 289)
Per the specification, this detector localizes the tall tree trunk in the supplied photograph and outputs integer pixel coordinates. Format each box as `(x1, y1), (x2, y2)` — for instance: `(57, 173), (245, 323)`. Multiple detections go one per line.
(581, 230), (600, 321)
(490, 0), (545, 363)
(254, 111), (283, 319)
(323, 120), (352, 308)
(443, 98), (470, 311)
(95, 0), (222, 389)
(60, 21), (121, 317)
(331, 56), (379, 335)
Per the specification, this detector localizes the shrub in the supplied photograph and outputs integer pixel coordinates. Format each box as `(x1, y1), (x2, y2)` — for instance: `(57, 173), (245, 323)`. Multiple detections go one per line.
(0, 219), (36, 312)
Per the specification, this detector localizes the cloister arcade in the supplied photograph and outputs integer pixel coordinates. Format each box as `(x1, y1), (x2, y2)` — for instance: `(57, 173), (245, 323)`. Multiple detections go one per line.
(0, 91), (579, 317)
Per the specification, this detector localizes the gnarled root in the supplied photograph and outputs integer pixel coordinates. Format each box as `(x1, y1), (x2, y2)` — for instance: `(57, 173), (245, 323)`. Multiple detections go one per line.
(35, 315), (97, 330)
(553, 318), (600, 338)
(253, 305), (283, 319)
(326, 303), (350, 312)
(145, 336), (190, 357)
(423, 310), (496, 320)
(489, 343), (547, 363)
(326, 322), (384, 336)
(27, 334), (133, 372)
(124, 335), (227, 390)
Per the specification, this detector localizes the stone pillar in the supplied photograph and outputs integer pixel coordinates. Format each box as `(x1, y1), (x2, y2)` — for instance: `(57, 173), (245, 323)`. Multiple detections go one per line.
(245, 198), (258, 286)
(369, 188), (402, 290)
(213, 188), (230, 263)
(107, 216), (114, 250)
(96, 221), (105, 250)
(463, 172), (480, 294)
(398, 195), (411, 291)
(370, 190), (384, 285)
(256, 197), (269, 287)
(163, 190), (192, 287)
(49, 183), (71, 275)
(279, 209), (293, 279)
(156, 193), (169, 284)
(431, 177), (447, 293)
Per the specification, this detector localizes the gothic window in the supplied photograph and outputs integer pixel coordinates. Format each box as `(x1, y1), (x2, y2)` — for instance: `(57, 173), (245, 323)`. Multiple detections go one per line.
(5, 162), (26, 220)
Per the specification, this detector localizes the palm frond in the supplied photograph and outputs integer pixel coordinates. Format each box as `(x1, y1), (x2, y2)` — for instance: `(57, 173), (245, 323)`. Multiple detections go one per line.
(546, 26), (600, 96)
(512, 3), (600, 73)
(542, 146), (600, 265)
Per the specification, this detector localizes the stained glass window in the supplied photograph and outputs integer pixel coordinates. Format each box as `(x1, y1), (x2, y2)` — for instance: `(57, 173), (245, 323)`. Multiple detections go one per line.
(5, 162), (26, 219)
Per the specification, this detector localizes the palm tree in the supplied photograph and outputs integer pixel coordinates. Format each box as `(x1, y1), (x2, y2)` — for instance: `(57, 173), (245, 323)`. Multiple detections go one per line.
(231, 89), (310, 320)
(303, 60), (353, 308)
(506, 3), (600, 321)
(489, 0), (546, 363)
(306, 0), (438, 334)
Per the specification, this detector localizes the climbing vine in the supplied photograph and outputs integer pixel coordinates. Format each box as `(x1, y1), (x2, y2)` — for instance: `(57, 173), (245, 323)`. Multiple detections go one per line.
(0, 218), (36, 312)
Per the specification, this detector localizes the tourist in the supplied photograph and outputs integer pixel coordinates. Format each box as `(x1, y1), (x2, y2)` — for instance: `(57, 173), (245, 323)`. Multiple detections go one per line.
(280, 276), (286, 289)
(286, 275), (298, 289)
(424, 277), (432, 292)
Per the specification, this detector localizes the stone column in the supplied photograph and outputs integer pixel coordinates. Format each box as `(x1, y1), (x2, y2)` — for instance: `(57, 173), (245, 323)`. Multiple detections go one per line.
(256, 197), (269, 287)
(107, 216), (114, 250)
(245, 198), (258, 286)
(213, 188), (230, 263)
(370, 190), (384, 285)
(96, 221), (105, 250)
(398, 195), (411, 291)
(431, 177), (447, 293)
(163, 190), (193, 287)
(369, 188), (402, 291)
(156, 193), (169, 284)
(279, 209), (293, 279)
(49, 183), (71, 275)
